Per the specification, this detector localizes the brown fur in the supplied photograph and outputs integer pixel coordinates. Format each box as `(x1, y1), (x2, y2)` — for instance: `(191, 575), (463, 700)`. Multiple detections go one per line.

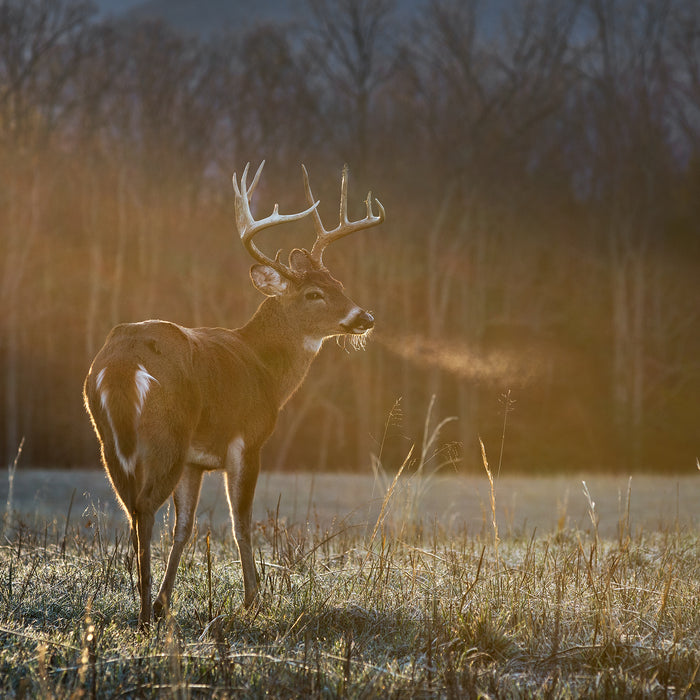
(84, 264), (373, 627)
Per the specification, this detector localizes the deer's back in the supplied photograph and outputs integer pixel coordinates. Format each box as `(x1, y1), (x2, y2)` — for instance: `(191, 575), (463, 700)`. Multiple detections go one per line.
(85, 320), (278, 465)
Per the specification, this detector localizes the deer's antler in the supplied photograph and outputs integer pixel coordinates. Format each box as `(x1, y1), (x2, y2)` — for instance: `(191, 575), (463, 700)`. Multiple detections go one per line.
(233, 161), (319, 281)
(303, 164), (385, 269)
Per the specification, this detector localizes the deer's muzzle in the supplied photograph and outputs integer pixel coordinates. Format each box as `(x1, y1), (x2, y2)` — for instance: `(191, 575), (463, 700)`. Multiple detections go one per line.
(341, 309), (374, 334)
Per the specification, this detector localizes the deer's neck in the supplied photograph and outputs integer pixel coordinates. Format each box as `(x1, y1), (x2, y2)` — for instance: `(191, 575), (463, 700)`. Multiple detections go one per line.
(238, 298), (320, 407)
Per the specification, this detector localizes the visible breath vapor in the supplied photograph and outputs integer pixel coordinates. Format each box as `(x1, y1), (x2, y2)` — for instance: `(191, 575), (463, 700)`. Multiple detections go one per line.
(375, 332), (542, 386)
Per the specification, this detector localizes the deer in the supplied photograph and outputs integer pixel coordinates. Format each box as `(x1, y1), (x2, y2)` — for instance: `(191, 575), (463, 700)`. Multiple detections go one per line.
(83, 162), (384, 628)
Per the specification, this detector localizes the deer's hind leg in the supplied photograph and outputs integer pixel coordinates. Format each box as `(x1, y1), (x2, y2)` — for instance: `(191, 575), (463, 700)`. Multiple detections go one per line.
(132, 436), (189, 628)
(154, 464), (204, 619)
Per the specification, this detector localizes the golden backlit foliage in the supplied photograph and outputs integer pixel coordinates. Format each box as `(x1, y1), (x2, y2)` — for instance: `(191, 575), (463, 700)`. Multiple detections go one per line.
(1, 0), (699, 472)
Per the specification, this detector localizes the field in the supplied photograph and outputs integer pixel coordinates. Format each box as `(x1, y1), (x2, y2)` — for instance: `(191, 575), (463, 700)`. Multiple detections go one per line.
(1, 467), (698, 698)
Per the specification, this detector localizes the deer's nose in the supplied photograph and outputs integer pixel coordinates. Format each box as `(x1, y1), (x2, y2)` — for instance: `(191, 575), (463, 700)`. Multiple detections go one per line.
(355, 310), (374, 331)
(341, 309), (374, 333)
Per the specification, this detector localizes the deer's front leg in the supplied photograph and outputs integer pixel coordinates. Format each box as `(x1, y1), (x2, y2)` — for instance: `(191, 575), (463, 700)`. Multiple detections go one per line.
(224, 437), (260, 608)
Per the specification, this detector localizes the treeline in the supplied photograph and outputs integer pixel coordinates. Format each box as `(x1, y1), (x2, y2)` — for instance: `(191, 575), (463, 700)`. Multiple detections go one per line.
(1, 0), (699, 473)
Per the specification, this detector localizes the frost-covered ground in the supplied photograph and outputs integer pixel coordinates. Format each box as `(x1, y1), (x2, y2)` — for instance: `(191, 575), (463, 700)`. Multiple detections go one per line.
(2, 469), (697, 539)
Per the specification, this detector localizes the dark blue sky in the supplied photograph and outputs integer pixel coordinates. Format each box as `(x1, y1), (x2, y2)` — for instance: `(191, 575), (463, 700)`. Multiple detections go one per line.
(92, 0), (517, 39)
(94, 0), (143, 15)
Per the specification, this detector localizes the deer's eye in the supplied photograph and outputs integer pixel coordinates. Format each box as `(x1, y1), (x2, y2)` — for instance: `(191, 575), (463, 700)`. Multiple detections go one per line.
(305, 290), (324, 301)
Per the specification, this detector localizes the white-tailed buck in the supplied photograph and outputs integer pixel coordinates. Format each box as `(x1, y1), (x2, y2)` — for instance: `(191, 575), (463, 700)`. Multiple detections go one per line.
(83, 162), (384, 628)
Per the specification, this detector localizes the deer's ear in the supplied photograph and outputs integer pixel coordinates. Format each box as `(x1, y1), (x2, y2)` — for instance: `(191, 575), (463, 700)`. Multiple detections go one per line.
(250, 264), (289, 296)
(289, 248), (315, 274)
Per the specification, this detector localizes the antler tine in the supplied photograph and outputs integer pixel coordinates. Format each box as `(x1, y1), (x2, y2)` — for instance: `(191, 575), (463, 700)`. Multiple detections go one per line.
(306, 163), (385, 267)
(339, 163), (349, 224)
(301, 164), (327, 240)
(369, 192), (386, 221)
(233, 161), (319, 281)
(244, 160), (265, 199)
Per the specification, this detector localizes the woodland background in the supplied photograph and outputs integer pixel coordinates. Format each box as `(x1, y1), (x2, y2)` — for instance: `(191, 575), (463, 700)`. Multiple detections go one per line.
(1, 0), (699, 473)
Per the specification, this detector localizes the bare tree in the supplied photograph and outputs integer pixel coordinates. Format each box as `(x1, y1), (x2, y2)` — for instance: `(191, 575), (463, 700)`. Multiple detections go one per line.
(581, 0), (675, 464)
(0, 0), (96, 463)
(305, 0), (396, 168)
(231, 25), (320, 164)
(669, 0), (700, 153)
(388, 0), (583, 452)
(0, 0), (95, 146)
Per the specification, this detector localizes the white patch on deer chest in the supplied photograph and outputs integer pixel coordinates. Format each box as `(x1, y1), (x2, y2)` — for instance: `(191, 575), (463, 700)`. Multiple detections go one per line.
(303, 336), (323, 354)
(134, 364), (158, 415)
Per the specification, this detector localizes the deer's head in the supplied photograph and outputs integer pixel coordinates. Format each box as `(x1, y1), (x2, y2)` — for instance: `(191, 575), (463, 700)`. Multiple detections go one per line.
(233, 162), (384, 348)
